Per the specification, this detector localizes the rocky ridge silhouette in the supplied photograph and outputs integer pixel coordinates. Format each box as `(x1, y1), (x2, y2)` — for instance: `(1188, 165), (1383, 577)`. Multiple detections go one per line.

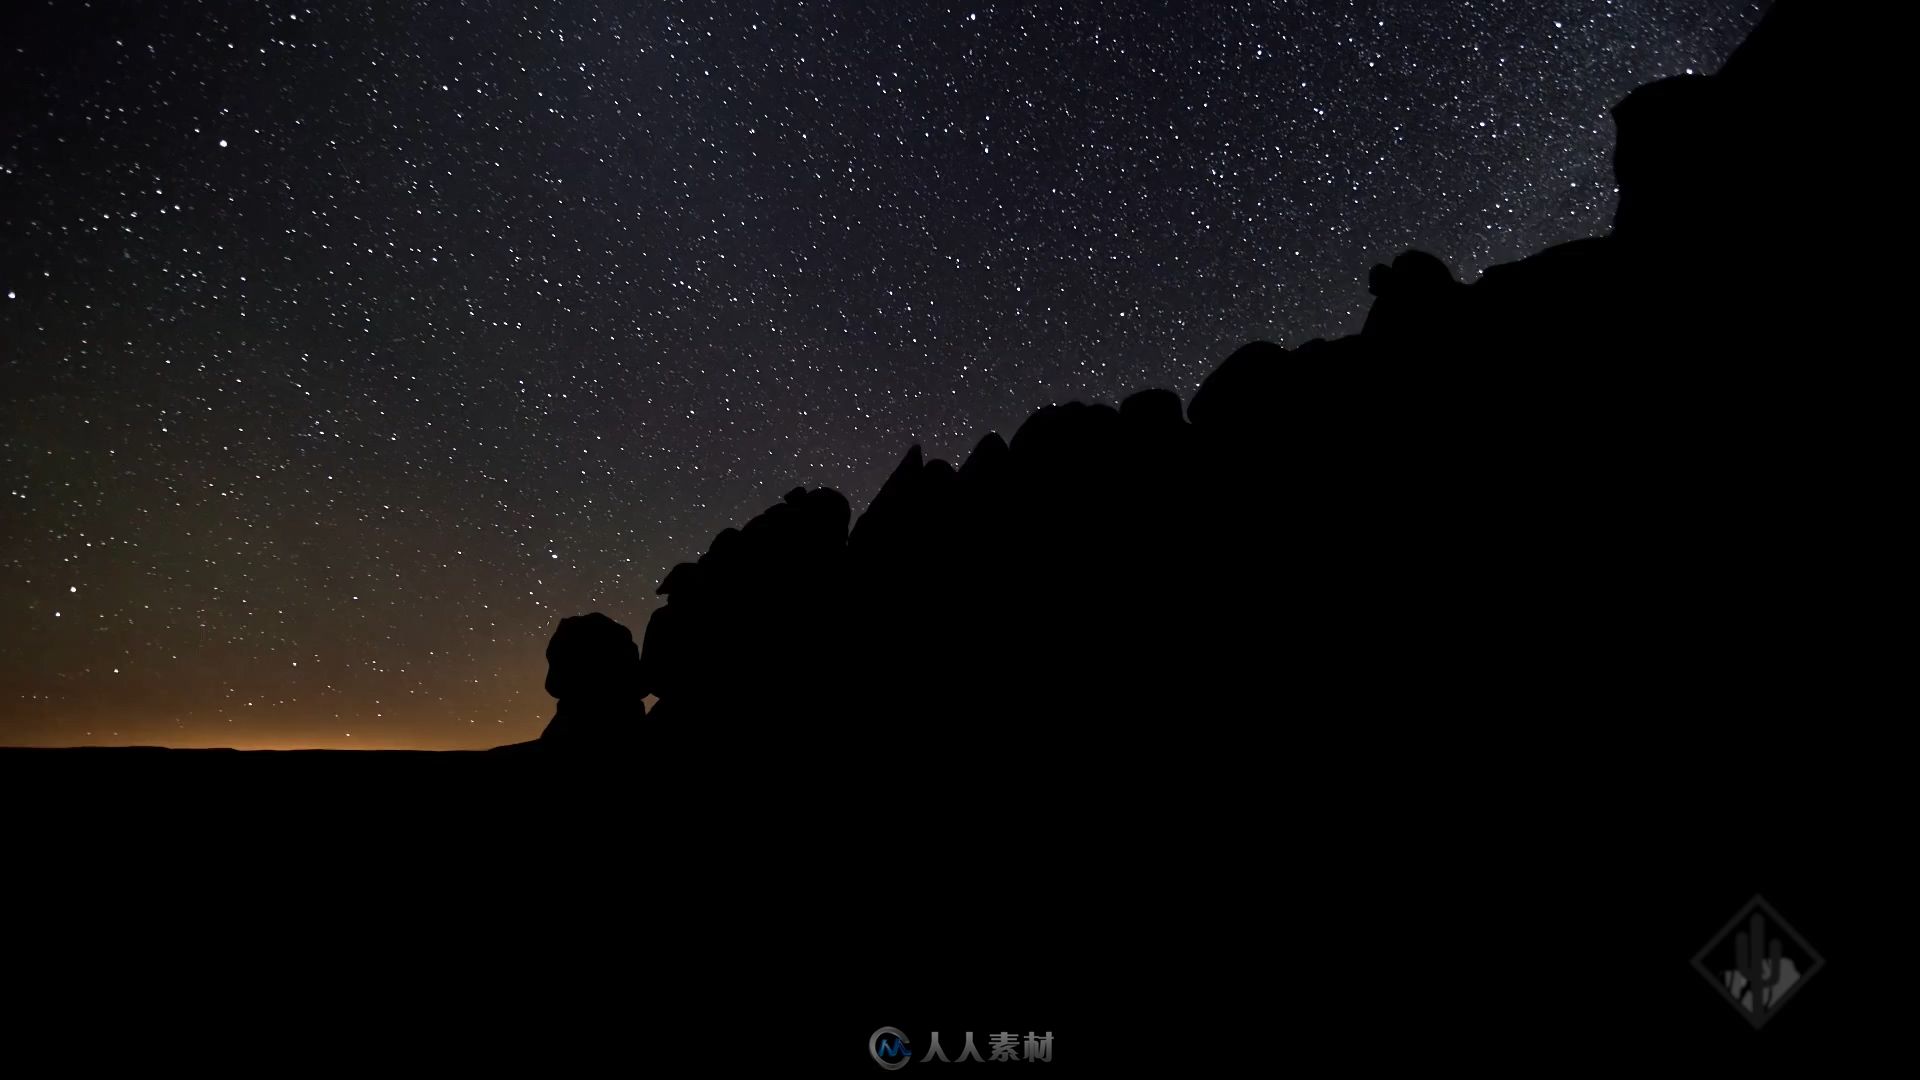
(524, 1), (1870, 789)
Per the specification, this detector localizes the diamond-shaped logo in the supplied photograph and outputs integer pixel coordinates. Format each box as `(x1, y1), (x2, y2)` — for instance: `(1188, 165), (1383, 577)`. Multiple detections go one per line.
(1692, 894), (1824, 1029)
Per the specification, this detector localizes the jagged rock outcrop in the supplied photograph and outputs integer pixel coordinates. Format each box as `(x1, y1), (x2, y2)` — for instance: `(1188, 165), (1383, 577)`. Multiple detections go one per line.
(639, 485), (850, 729)
(533, 2), (1871, 784)
(537, 612), (644, 746)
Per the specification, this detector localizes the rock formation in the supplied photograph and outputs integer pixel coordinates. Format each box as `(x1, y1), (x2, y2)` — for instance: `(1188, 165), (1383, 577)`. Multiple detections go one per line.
(532, 1), (1870, 790)
(537, 612), (643, 747)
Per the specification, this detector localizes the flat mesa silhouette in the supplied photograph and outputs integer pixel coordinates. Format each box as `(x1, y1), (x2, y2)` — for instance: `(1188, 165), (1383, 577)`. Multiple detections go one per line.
(510, 0), (1866, 779)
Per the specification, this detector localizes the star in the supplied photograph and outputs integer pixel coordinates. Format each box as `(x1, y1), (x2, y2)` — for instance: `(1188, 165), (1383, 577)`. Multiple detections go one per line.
(0, 0), (1770, 748)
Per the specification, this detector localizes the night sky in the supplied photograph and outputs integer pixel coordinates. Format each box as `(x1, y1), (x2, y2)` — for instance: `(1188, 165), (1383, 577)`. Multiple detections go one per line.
(1, 1), (1764, 749)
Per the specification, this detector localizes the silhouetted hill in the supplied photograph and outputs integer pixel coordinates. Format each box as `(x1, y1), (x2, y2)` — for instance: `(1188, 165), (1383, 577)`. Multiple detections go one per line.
(530, 0), (1876, 807)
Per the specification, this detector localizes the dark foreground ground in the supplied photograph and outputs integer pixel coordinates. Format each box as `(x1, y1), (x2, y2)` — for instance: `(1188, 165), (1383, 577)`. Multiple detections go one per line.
(2, 745), (1898, 1073)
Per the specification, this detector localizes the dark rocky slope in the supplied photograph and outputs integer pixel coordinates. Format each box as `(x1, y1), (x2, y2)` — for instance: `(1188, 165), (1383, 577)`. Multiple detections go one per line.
(533, 0), (1879, 811)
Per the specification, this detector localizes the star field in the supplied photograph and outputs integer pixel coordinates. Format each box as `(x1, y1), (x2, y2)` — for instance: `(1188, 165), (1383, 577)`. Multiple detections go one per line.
(0, 1), (1765, 748)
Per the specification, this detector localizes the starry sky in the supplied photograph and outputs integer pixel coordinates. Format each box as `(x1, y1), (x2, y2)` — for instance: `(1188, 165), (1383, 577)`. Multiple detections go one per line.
(1, 1), (1765, 749)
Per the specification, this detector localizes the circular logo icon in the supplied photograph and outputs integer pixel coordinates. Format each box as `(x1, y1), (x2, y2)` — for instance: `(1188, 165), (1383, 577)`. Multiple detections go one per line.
(869, 1026), (913, 1070)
